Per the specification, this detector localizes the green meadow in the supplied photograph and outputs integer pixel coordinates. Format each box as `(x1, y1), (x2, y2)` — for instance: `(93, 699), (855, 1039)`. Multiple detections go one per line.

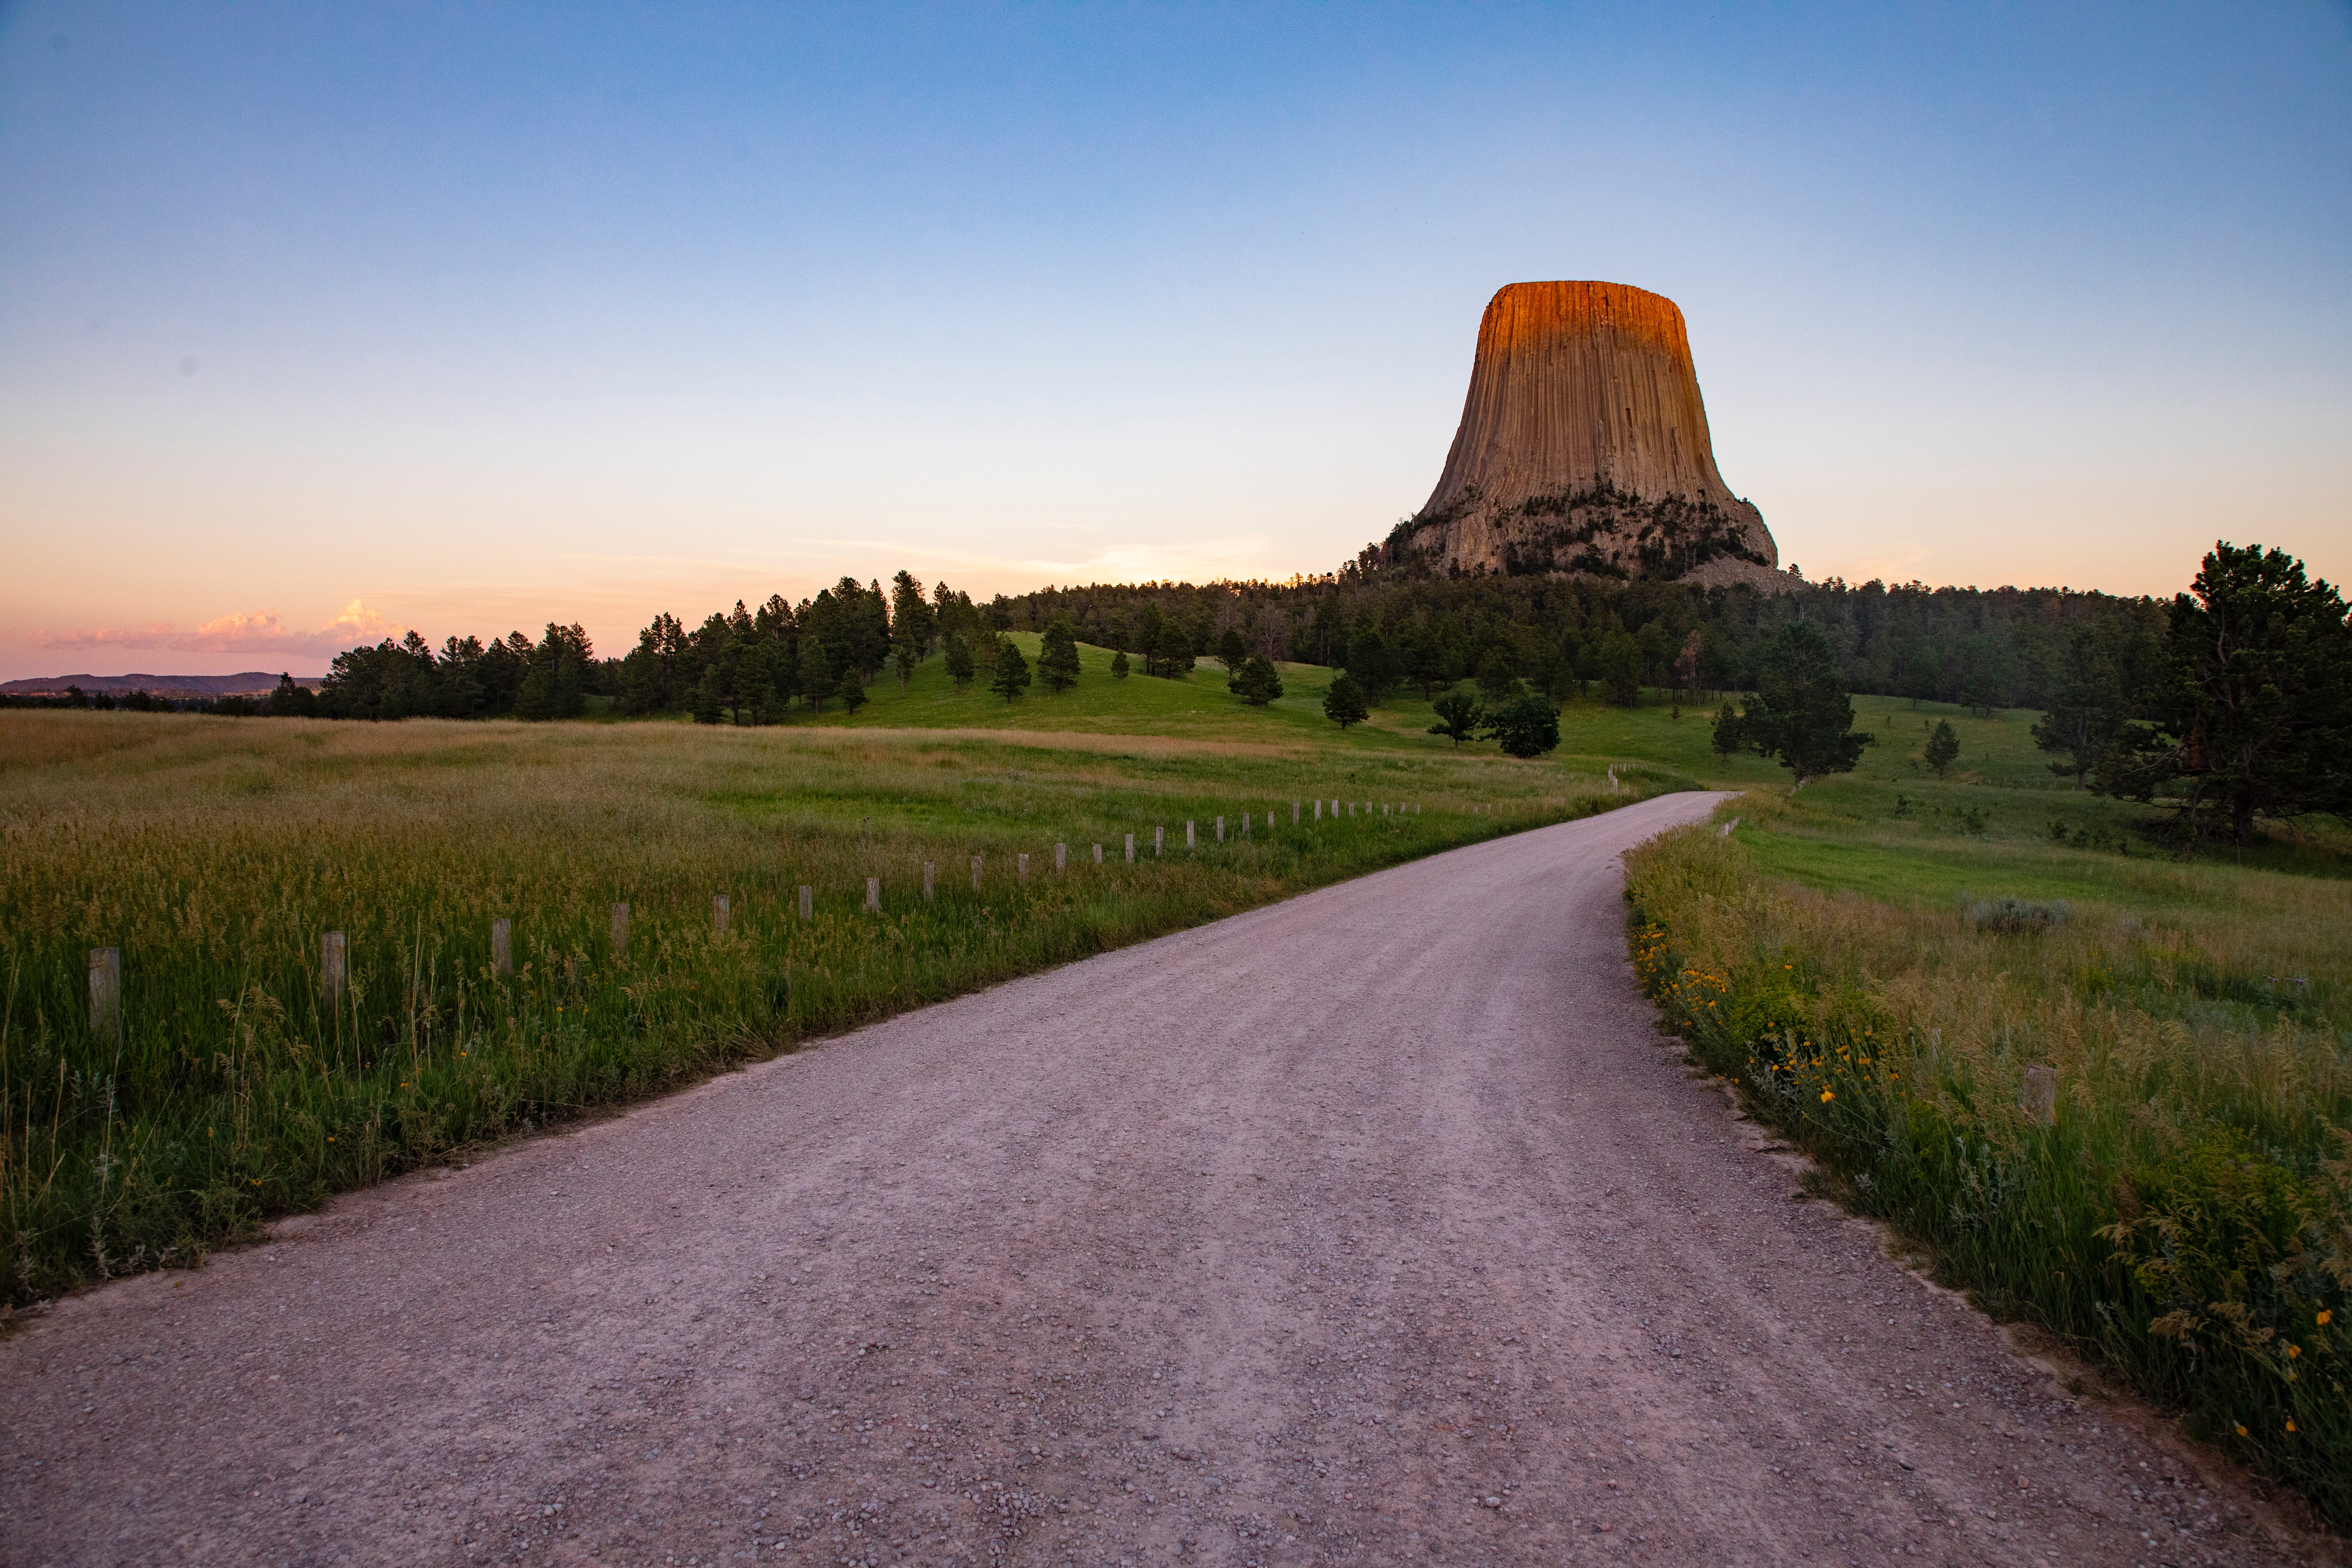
(1623, 694), (2352, 1521)
(11, 630), (2347, 1520)
(0, 643), (1687, 1309)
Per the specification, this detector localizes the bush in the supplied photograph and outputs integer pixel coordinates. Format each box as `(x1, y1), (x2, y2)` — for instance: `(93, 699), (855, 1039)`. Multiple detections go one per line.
(1963, 895), (2069, 934)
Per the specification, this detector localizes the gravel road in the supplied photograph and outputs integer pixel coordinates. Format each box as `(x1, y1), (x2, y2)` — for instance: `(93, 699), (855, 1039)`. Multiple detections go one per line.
(1, 791), (2325, 1567)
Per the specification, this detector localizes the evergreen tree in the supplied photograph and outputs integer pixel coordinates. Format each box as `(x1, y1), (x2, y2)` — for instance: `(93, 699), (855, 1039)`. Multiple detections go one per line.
(690, 663), (728, 724)
(1475, 647), (1518, 703)
(1039, 618), (1082, 694)
(1732, 622), (1874, 788)
(799, 650), (836, 713)
(1483, 691), (1561, 758)
(1345, 628), (1399, 704)
(267, 674), (316, 717)
(1110, 649), (1130, 680)
(1709, 701), (1743, 756)
(2099, 541), (2352, 845)
(1427, 689), (1484, 748)
(989, 639), (1033, 702)
(1215, 627), (1249, 673)
(943, 635), (976, 691)
(2032, 626), (2125, 789)
(1151, 621), (1195, 679)
(1599, 631), (1643, 706)
(1924, 718), (1960, 778)
(835, 671), (868, 715)
(1229, 654), (1283, 706)
(1323, 673), (1370, 729)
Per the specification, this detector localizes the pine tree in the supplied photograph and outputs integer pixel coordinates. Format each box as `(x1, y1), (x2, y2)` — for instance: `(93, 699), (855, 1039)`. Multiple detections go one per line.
(1323, 673), (1370, 729)
(944, 635), (976, 691)
(2032, 626), (2124, 789)
(1152, 622), (1195, 679)
(2099, 541), (2352, 845)
(1229, 655), (1284, 706)
(1039, 618), (1082, 694)
(1599, 632), (1643, 706)
(1110, 649), (1130, 680)
(1924, 718), (1960, 777)
(1215, 627), (1249, 673)
(1731, 622), (1874, 788)
(1427, 689), (1483, 747)
(989, 639), (1033, 702)
(1475, 648), (1519, 703)
(690, 663), (727, 725)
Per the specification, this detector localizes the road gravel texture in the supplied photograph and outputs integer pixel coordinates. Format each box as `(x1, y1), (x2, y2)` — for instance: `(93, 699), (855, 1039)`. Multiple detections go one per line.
(2, 792), (2329, 1567)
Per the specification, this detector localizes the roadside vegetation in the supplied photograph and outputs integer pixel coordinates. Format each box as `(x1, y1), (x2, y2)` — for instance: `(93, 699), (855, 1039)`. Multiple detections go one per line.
(1624, 546), (2352, 1521)
(0, 696), (1677, 1309)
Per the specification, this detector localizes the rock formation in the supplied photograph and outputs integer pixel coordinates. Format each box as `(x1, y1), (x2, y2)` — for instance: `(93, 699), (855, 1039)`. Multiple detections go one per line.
(1371, 281), (1783, 586)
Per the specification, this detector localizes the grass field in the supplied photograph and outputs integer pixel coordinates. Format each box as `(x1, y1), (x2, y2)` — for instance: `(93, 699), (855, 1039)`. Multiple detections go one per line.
(1622, 693), (2352, 1521)
(0, 646), (1694, 1308)
(13, 633), (2347, 1517)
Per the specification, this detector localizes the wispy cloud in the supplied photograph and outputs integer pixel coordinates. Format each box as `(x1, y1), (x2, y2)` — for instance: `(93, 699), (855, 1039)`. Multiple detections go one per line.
(33, 601), (391, 659)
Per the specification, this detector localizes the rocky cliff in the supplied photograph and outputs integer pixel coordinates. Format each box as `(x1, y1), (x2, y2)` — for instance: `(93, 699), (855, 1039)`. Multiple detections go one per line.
(1372, 281), (1782, 585)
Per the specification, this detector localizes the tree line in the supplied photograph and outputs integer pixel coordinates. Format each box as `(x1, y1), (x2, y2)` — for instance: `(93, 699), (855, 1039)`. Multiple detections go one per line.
(86, 539), (2342, 848)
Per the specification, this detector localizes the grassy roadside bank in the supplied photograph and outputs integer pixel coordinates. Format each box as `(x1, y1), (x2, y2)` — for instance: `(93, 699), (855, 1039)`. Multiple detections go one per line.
(1624, 780), (2352, 1522)
(1, 708), (1684, 1308)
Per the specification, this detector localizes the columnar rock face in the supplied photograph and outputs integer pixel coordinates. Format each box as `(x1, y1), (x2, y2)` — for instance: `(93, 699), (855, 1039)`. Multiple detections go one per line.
(1373, 281), (1780, 584)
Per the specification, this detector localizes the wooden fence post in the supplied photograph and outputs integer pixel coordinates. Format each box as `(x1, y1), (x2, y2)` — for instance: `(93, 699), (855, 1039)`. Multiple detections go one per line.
(489, 919), (511, 979)
(1093, 843), (1103, 864)
(713, 894), (730, 935)
(971, 855), (982, 891)
(610, 902), (630, 958)
(1215, 817), (1223, 843)
(1055, 842), (1067, 873)
(1186, 821), (1196, 849)
(2022, 1064), (2057, 1127)
(799, 885), (814, 919)
(923, 862), (935, 900)
(866, 877), (881, 912)
(89, 947), (120, 1040)
(1018, 853), (1029, 883)
(1125, 833), (1135, 863)
(1154, 826), (1163, 856)
(1293, 800), (1300, 824)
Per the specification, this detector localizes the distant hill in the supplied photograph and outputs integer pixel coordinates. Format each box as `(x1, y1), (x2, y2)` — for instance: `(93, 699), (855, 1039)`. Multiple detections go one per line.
(0, 672), (322, 698)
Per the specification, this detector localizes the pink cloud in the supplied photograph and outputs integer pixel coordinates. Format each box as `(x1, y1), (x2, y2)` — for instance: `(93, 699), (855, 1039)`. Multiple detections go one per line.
(33, 601), (393, 659)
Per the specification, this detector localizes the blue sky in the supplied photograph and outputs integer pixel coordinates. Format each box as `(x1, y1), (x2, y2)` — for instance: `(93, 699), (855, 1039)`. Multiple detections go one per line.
(1, 2), (2346, 675)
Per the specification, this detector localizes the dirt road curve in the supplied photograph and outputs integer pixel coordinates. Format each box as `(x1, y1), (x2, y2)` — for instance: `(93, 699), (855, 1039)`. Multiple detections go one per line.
(2, 793), (2322, 1567)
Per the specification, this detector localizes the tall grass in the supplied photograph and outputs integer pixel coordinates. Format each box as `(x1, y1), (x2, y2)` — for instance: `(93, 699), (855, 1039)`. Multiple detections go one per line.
(1, 710), (1667, 1307)
(1625, 789), (2352, 1521)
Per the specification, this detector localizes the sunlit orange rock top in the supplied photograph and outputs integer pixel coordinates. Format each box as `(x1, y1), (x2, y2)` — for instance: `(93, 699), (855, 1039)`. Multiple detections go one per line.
(1391, 280), (1781, 584)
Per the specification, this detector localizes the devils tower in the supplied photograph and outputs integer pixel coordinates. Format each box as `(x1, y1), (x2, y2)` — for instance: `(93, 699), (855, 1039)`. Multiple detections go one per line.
(1372, 281), (1782, 585)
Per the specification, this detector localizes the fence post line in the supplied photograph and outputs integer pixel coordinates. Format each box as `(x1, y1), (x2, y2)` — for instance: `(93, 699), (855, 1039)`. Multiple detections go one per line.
(1093, 843), (1103, 864)
(866, 877), (881, 913)
(1055, 842), (1067, 873)
(799, 884), (814, 920)
(1293, 800), (1300, 824)
(1125, 833), (1136, 863)
(923, 862), (936, 900)
(1186, 821), (1196, 850)
(971, 854), (982, 891)
(88, 946), (120, 1040)
(713, 893), (731, 935)
(1018, 853), (1029, 883)
(491, 919), (512, 980)
(1215, 816), (1224, 844)
(1154, 826), (1163, 856)
(610, 902), (630, 958)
